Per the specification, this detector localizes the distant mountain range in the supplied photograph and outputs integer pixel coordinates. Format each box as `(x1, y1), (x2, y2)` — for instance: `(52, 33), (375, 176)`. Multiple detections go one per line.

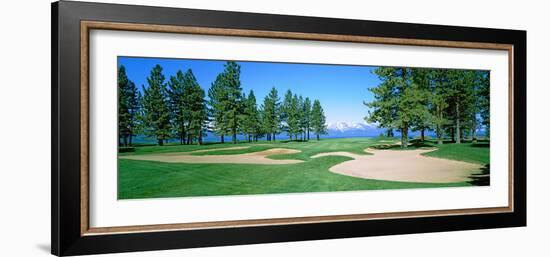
(325, 121), (385, 137)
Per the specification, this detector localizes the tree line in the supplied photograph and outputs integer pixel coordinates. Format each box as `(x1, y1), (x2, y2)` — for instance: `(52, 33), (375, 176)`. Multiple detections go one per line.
(118, 61), (327, 146)
(366, 67), (490, 148)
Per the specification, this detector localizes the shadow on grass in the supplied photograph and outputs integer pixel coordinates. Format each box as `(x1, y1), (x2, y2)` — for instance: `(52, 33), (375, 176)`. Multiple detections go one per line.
(278, 139), (310, 143)
(470, 142), (490, 148)
(371, 139), (434, 150)
(467, 164), (490, 186)
(371, 144), (402, 150)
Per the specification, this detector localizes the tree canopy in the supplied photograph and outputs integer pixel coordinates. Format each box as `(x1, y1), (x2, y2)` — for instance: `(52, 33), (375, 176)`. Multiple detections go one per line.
(121, 62), (327, 146)
(366, 67), (490, 148)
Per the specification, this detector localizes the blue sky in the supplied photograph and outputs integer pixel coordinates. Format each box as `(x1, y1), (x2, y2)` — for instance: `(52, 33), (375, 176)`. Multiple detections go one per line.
(118, 56), (382, 124)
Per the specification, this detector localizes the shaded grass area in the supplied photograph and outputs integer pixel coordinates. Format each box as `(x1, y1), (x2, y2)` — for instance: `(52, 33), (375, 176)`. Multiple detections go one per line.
(370, 139), (489, 165)
(420, 140), (489, 165)
(118, 137), (489, 199)
(118, 156), (468, 199)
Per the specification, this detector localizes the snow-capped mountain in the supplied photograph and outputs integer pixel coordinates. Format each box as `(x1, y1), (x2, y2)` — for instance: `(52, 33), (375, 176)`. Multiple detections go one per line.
(325, 121), (384, 137)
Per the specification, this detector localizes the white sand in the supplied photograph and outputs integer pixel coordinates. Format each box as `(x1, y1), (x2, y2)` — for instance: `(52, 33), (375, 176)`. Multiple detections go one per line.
(120, 147), (303, 165)
(311, 148), (483, 183)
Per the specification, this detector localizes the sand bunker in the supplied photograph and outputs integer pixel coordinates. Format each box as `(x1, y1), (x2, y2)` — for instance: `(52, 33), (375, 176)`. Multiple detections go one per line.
(311, 148), (483, 183)
(121, 147), (303, 165)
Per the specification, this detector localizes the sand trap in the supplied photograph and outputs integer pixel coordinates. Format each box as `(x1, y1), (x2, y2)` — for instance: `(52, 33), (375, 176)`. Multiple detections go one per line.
(311, 148), (483, 183)
(121, 147), (303, 165)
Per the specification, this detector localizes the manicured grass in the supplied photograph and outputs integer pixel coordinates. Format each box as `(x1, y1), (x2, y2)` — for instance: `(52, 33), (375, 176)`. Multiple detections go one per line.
(421, 141), (489, 165)
(118, 156), (467, 199)
(190, 138), (378, 160)
(118, 137), (488, 199)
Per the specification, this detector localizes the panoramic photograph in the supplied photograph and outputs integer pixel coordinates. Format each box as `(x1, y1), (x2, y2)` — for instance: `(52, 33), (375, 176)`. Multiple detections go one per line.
(117, 56), (490, 200)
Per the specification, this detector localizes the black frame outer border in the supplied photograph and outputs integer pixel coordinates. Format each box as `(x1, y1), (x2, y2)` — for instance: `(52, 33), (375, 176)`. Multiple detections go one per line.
(51, 1), (526, 256)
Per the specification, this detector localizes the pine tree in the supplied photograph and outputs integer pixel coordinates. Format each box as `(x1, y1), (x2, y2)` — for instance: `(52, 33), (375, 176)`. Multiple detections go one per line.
(478, 71), (490, 138)
(281, 89), (293, 139)
(221, 61), (244, 144)
(118, 65), (131, 146)
(427, 69), (452, 144)
(364, 68), (396, 138)
(118, 65), (140, 147)
(261, 87), (280, 141)
(302, 97), (312, 141)
(183, 69), (208, 145)
(288, 94), (300, 140)
(446, 70), (477, 144)
(311, 99), (327, 140)
(208, 73), (229, 143)
(141, 64), (171, 145)
(409, 68), (433, 142)
(366, 67), (427, 148)
(126, 81), (141, 146)
(297, 95), (305, 140)
(167, 70), (188, 144)
(242, 90), (260, 142)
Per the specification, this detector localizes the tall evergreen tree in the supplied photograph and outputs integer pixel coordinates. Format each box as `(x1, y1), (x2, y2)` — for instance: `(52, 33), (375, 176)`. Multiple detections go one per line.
(478, 71), (490, 138)
(302, 97), (312, 141)
(446, 70), (476, 144)
(311, 99), (327, 140)
(126, 81), (141, 146)
(363, 68), (396, 138)
(183, 69), (208, 145)
(366, 67), (426, 148)
(167, 70), (188, 144)
(297, 95), (305, 140)
(141, 64), (171, 146)
(428, 69), (452, 144)
(208, 73), (229, 143)
(409, 68), (433, 142)
(261, 87), (280, 141)
(117, 65), (141, 147)
(118, 65), (131, 146)
(288, 94), (300, 140)
(281, 89), (294, 139)
(242, 90), (261, 142)
(221, 61), (244, 144)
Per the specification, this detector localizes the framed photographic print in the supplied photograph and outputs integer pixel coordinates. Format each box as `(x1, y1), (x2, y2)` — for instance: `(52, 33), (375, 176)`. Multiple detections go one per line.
(51, 1), (526, 256)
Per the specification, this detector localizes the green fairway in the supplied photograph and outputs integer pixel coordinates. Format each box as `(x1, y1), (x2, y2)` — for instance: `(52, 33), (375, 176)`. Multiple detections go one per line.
(118, 137), (489, 199)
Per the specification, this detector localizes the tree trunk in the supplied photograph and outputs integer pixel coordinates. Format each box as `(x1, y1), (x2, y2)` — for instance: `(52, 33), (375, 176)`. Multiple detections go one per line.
(232, 128), (237, 144)
(123, 135), (128, 147)
(401, 127), (408, 148)
(471, 118), (477, 143)
(221, 135), (225, 144)
(455, 100), (461, 144)
(180, 121), (185, 145)
(316, 134), (320, 141)
(436, 125), (443, 145)
(158, 138), (163, 146)
(436, 105), (444, 144)
(273, 133), (276, 141)
(307, 129), (310, 140)
(421, 129), (425, 142)
(129, 134), (133, 146)
(198, 131), (203, 145)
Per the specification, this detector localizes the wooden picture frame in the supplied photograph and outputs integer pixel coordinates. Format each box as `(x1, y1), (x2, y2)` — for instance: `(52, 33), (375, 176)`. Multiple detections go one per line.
(52, 1), (526, 256)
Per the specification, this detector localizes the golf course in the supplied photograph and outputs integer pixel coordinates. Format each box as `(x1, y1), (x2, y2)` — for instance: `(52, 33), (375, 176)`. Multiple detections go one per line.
(117, 58), (491, 200)
(118, 137), (489, 199)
